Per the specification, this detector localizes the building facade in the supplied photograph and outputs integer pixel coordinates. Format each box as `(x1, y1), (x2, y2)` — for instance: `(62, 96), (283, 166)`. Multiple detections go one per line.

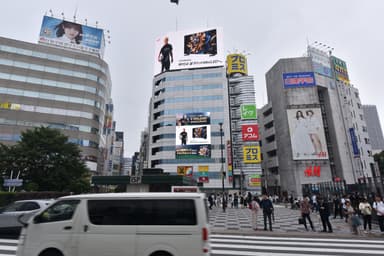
(260, 46), (374, 197)
(363, 105), (384, 154)
(227, 54), (261, 194)
(0, 36), (113, 174)
(148, 67), (232, 189)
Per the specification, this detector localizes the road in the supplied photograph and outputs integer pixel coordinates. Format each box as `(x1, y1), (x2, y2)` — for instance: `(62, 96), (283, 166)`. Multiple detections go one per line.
(1, 235), (384, 256)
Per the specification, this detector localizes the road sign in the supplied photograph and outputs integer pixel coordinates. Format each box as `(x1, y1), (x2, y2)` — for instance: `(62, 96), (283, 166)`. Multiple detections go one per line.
(4, 179), (23, 187)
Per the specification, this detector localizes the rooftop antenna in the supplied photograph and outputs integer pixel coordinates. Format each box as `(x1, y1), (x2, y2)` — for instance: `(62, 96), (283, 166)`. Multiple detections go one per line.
(49, 9), (53, 17)
(73, 2), (79, 22)
(95, 21), (98, 28)
(61, 12), (65, 20)
(84, 18), (87, 25)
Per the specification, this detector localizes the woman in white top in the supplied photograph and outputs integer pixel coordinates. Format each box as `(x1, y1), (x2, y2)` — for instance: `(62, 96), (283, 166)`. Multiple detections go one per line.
(55, 20), (83, 44)
(358, 198), (372, 233)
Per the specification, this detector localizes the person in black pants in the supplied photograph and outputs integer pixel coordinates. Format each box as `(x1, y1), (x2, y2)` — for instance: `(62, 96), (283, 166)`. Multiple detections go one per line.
(333, 195), (343, 219)
(260, 194), (274, 231)
(318, 197), (333, 233)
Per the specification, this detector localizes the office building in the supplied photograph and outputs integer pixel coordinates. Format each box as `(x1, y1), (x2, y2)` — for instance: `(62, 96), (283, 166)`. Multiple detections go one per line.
(259, 46), (374, 197)
(363, 105), (384, 154)
(227, 53), (261, 194)
(0, 16), (112, 174)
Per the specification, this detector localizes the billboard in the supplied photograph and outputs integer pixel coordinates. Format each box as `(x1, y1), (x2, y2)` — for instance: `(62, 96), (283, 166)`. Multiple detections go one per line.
(287, 108), (328, 160)
(39, 16), (105, 56)
(198, 166), (209, 183)
(154, 27), (224, 75)
(243, 146), (261, 164)
(349, 128), (360, 157)
(308, 46), (333, 78)
(242, 124), (259, 141)
(283, 72), (316, 88)
(177, 166), (193, 177)
(331, 56), (350, 84)
(248, 174), (261, 187)
(176, 112), (211, 159)
(227, 54), (248, 75)
(240, 104), (257, 119)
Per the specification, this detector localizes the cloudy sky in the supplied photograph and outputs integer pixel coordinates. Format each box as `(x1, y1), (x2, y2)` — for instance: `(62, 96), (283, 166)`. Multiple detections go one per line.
(1, 0), (383, 156)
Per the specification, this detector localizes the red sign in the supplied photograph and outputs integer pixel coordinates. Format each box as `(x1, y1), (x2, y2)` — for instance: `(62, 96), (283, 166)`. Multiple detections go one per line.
(242, 124), (259, 141)
(304, 166), (321, 177)
(198, 176), (209, 183)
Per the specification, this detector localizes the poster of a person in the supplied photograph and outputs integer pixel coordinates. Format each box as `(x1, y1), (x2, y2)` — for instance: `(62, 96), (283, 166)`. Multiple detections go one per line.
(179, 128), (188, 145)
(55, 20), (83, 44)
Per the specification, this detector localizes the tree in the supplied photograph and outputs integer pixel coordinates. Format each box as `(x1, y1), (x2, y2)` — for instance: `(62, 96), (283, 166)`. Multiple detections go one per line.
(1, 127), (90, 193)
(373, 150), (384, 193)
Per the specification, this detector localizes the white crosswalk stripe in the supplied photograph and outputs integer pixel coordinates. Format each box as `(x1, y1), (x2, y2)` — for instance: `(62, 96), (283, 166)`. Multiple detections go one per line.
(210, 234), (384, 256)
(0, 239), (17, 256)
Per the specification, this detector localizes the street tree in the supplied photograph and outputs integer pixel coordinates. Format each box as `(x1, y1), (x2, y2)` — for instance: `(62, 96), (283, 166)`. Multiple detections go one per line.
(1, 127), (90, 193)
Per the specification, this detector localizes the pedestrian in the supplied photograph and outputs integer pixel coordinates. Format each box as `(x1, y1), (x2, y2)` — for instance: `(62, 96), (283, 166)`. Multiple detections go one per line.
(372, 195), (384, 233)
(300, 197), (315, 231)
(311, 194), (318, 213)
(208, 193), (214, 210)
(333, 195), (343, 219)
(250, 196), (260, 230)
(345, 201), (360, 235)
(359, 198), (372, 233)
(234, 193), (239, 209)
(318, 197), (333, 233)
(260, 194), (274, 231)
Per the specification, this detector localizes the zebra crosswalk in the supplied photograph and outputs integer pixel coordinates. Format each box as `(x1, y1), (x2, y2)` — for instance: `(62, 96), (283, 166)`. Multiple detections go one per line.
(1, 235), (383, 256)
(210, 234), (384, 256)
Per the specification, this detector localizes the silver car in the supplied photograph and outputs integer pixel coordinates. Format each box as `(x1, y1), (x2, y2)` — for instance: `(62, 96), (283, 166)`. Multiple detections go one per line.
(0, 199), (53, 238)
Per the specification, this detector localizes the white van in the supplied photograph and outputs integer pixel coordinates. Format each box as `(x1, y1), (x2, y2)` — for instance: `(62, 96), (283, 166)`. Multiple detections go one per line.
(17, 193), (210, 256)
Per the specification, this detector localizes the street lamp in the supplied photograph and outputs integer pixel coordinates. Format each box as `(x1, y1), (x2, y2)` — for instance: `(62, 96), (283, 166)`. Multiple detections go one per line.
(219, 122), (225, 212)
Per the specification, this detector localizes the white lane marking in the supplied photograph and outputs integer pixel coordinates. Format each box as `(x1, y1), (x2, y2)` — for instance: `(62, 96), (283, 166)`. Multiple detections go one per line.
(210, 234), (384, 244)
(211, 238), (382, 248)
(211, 249), (338, 256)
(210, 243), (384, 254)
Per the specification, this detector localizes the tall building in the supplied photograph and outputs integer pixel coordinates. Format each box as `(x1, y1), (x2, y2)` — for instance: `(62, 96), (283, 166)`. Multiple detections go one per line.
(148, 27), (231, 189)
(111, 131), (124, 175)
(0, 16), (113, 175)
(259, 46), (374, 197)
(227, 53), (261, 194)
(363, 105), (384, 154)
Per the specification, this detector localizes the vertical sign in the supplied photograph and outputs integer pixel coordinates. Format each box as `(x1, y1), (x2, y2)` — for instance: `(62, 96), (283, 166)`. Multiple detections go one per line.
(240, 104), (257, 120)
(198, 166), (209, 183)
(226, 140), (233, 182)
(331, 56), (350, 85)
(349, 128), (360, 157)
(243, 146), (261, 164)
(227, 54), (248, 75)
(241, 124), (259, 141)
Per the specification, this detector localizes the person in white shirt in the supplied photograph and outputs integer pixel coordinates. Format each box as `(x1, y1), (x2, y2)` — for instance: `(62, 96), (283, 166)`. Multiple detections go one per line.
(372, 195), (384, 232)
(359, 198), (372, 233)
(250, 196), (260, 230)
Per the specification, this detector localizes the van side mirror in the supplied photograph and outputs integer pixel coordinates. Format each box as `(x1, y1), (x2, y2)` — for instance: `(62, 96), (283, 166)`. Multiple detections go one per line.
(17, 213), (29, 227)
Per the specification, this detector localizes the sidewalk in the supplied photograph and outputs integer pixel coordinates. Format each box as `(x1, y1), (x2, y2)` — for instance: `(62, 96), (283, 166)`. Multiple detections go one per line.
(208, 204), (384, 238)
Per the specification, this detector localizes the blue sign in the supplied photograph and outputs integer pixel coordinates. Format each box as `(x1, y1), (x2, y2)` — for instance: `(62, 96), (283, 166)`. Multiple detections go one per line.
(3, 179), (23, 187)
(283, 72), (316, 88)
(39, 16), (105, 56)
(349, 128), (360, 156)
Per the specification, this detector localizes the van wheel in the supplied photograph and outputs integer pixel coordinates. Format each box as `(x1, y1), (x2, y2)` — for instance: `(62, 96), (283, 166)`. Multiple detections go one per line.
(39, 249), (63, 256)
(150, 251), (172, 256)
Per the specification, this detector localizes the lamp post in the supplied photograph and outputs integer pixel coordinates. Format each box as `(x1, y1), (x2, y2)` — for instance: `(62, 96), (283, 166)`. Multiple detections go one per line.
(219, 122), (225, 212)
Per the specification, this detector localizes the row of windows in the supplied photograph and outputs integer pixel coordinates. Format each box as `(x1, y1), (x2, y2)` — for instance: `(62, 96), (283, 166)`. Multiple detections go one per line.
(154, 95), (223, 109)
(0, 118), (98, 134)
(151, 158), (219, 166)
(162, 72), (222, 82)
(0, 102), (97, 121)
(152, 144), (221, 154)
(0, 44), (107, 74)
(0, 71), (105, 97)
(0, 87), (101, 108)
(154, 107), (224, 120)
(0, 58), (105, 85)
(154, 84), (223, 97)
(0, 132), (99, 148)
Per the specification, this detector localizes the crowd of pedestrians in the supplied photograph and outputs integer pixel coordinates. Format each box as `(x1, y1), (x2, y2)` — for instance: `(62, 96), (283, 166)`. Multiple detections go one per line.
(208, 191), (384, 235)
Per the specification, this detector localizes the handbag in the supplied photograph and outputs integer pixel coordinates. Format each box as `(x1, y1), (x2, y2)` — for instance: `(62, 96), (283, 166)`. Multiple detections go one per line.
(298, 217), (304, 225)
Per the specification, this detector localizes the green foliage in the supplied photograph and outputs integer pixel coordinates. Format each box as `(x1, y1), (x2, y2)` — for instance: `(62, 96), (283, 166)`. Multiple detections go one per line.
(1, 127), (91, 193)
(374, 150), (384, 174)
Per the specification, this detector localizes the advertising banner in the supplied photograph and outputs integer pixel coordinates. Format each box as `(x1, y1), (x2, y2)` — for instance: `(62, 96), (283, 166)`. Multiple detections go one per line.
(308, 46), (333, 78)
(227, 54), (248, 75)
(243, 146), (261, 164)
(176, 112), (211, 159)
(248, 174), (261, 187)
(198, 166), (209, 183)
(242, 124), (259, 141)
(154, 27), (224, 75)
(240, 104), (257, 120)
(283, 72), (316, 88)
(349, 128), (360, 157)
(331, 56), (350, 84)
(177, 166), (193, 177)
(287, 108), (328, 160)
(39, 16), (105, 56)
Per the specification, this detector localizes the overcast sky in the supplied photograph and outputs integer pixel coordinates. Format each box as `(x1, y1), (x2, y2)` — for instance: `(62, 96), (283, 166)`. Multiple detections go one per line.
(1, 0), (383, 157)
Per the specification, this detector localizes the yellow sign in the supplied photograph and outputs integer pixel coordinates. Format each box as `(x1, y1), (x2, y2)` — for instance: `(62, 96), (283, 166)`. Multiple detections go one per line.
(198, 166), (209, 172)
(227, 54), (248, 75)
(243, 146), (261, 164)
(0, 102), (11, 109)
(177, 166), (193, 177)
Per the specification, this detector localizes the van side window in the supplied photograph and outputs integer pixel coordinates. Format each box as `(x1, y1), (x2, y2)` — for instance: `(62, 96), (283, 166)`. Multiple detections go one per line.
(35, 200), (80, 223)
(88, 199), (196, 225)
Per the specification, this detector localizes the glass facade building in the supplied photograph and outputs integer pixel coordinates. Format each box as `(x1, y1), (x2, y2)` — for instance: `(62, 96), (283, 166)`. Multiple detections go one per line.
(0, 36), (112, 174)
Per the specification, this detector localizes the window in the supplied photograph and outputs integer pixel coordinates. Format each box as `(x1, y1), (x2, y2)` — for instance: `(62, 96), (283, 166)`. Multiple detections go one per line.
(35, 200), (80, 223)
(360, 114), (364, 121)
(88, 199), (196, 225)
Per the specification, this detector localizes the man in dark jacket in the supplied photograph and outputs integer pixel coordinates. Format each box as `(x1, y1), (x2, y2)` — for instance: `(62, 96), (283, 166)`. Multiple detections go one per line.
(260, 194), (274, 231)
(318, 197), (333, 233)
